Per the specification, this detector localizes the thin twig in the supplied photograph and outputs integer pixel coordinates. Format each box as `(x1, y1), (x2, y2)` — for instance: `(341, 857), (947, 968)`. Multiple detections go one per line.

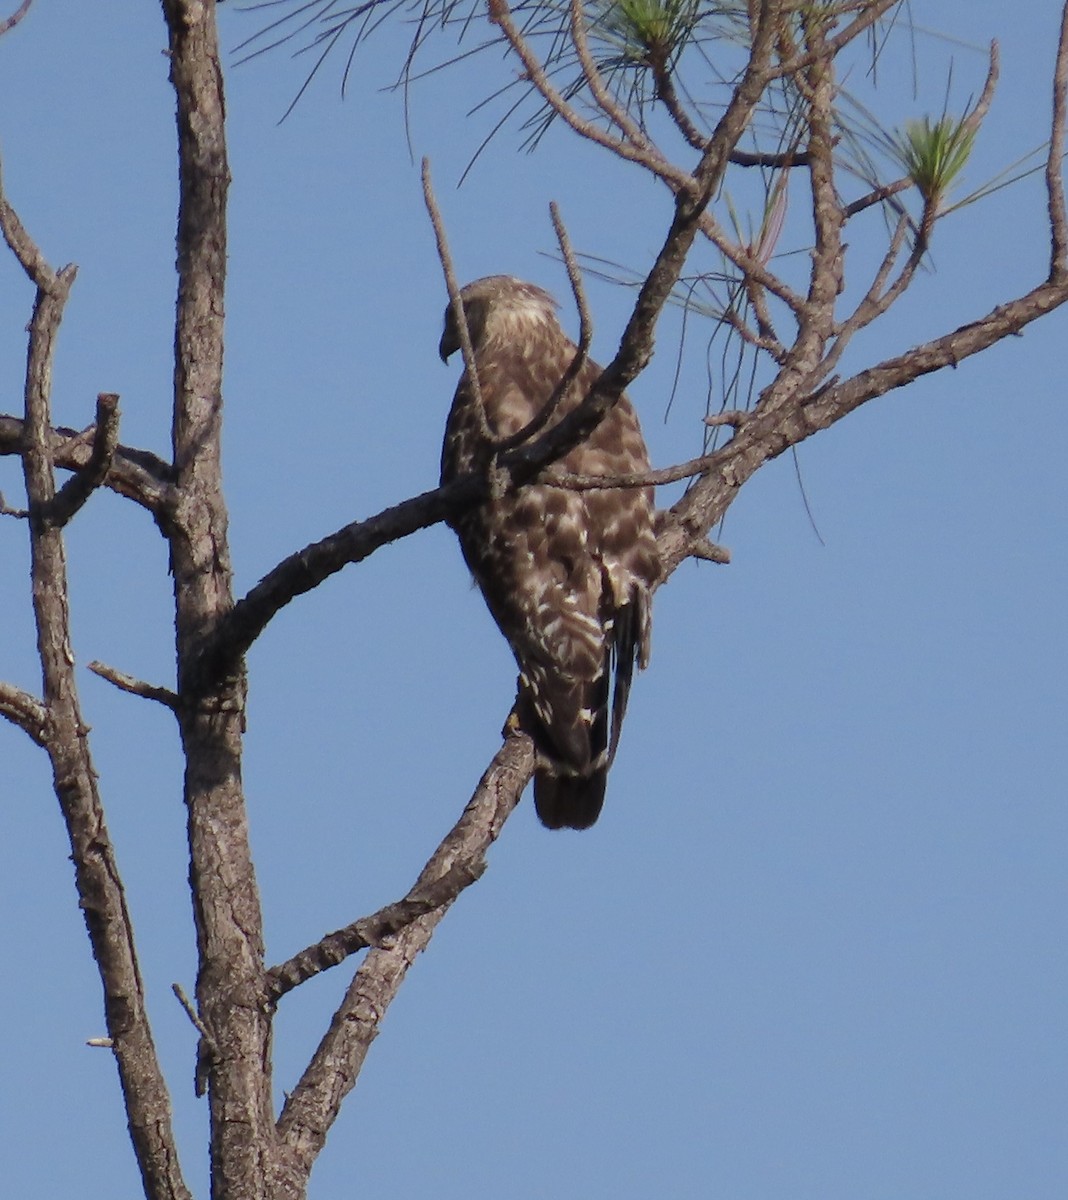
(546, 443), (741, 492)
(422, 156), (490, 441)
(172, 982), (215, 1048)
(821, 214), (910, 378)
(699, 213), (807, 315)
(704, 410), (749, 428)
(568, 0), (650, 152)
(843, 176), (911, 219)
(959, 40), (1000, 140)
(0, 490), (28, 518)
(687, 538), (731, 564)
(552, 200), (591, 354)
(0, 0), (33, 38)
(87, 661), (179, 711)
(485, 0), (692, 193)
(653, 58), (708, 153)
(730, 147), (811, 168)
(1048, 4), (1068, 278)
(723, 301), (786, 360)
(0, 148), (60, 288)
(172, 981), (215, 1098)
(493, 203), (593, 453)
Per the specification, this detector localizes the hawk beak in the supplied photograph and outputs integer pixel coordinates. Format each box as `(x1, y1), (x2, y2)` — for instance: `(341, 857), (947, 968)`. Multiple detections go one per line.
(439, 331), (457, 363)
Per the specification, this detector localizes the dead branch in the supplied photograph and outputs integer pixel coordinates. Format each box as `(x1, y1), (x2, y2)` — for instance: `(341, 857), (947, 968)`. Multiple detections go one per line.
(265, 858), (487, 1002)
(547, 449), (723, 491)
(730, 147), (811, 168)
(1048, 5), (1068, 277)
(552, 199), (591, 354)
(786, 16), (845, 387)
(661, 276), (1068, 576)
(0, 0), (33, 38)
(486, 0), (691, 192)
(0, 414), (176, 515)
(770, 0), (902, 80)
(274, 730), (535, 1180)
(704, 410), (749, 429)
(960, 41), (1000, 140)
(45, 393), (120, 527)
(422, 156), (489, 439)
(843, 176), (911, 219)
(493, 202), (594, 453)
(0, 680), (47, 744)
(0, 146), (60, 286)
(0, 489), (27, 517)
(653, 60), (710, 153)
(688, 538), (732, 564)
(87, 660), (179, 711)
(567, 0), (651, 152)
(5, 133), (190, 1200)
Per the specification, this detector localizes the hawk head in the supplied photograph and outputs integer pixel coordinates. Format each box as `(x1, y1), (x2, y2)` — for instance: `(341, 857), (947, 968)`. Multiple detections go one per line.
(439, 275), (560, 362)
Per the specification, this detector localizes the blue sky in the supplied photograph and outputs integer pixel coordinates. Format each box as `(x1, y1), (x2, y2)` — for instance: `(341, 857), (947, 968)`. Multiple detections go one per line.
(1, 2), (1065, 1197)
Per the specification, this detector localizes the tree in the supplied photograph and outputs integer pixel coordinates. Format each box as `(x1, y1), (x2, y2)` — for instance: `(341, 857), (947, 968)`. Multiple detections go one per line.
(2, 2), (1065, 1197)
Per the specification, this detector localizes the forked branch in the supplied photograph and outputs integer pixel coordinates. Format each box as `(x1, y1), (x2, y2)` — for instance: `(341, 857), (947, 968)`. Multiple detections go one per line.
(3, 143), (190, 1200)
(274, 731), (535, 1176)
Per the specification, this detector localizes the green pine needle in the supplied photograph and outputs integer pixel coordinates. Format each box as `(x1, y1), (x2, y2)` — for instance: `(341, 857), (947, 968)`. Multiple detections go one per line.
(893, 115), (977, 206)
(594, 0), (702, 67)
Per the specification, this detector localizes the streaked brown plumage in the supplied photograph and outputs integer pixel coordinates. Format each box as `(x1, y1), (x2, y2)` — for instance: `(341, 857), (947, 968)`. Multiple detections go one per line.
(439, 276), (660, 830)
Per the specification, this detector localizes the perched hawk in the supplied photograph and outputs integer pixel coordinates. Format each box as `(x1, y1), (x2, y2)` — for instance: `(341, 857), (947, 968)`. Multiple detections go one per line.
(439, 276), (660, 830)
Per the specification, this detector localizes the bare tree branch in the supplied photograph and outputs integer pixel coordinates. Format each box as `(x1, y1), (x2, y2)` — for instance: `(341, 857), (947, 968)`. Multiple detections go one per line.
(87, 660), (179, 711)
(661, 276), (1068, 576)
(0, 414), (176, 515)
(45, 392), (120, 527)
(1048, 4), (1068, 278)
(422, 156), (489, 439)
(4, 133), (191, 1200)
(546, 447), (732, 491)
(843, 175), (911, 218)
(0, 0), (33, 38)
(265, 858), (487, 1002)
(0, 145), (60, 287)
(961, 40), (1000, 140)
(730, 147), (811, 168)
(687, 538), (731, 564)
(770, 0), (902, 80)
(0, 680), (47, 744)
(552, 199), (591, 353)
(493, 201), (595, 452)
(567, 0), (652, 152)
(486, 0), (692, 192)
(274, 730), (535, 1182)
(782, 14), (845, 389)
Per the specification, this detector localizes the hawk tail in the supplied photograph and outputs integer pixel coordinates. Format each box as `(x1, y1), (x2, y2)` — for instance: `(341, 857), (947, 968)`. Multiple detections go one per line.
(533, 767), (607, 831)
(607, 598), (642, 766)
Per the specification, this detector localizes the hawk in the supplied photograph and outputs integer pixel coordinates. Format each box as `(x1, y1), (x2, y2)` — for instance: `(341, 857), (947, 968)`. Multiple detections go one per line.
(439, 276), (660, 830)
